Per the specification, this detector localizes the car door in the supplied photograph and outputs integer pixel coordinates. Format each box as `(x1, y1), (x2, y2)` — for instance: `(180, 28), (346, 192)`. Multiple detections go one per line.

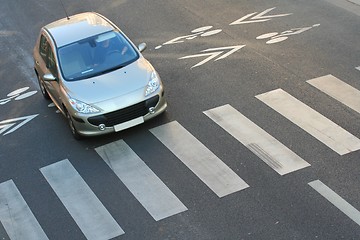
(37, 32), (63, 111)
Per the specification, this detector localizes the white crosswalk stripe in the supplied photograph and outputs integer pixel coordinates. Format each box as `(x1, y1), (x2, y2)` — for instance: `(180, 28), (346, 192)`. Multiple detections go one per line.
(307, 75), (360, 114)
(204, 104), (310, 175)
(150, 121), (249, 198)
(95, 140), (188, 221)
(256, 88), (360, 155)
(309, 180), (360, 226)
(0, 180), (49, 240)
(40, 159), (124, 240)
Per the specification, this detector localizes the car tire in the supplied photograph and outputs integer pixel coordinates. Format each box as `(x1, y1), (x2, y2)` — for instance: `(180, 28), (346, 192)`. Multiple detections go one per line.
(65, 110), (82, 140)
(36, 74), (50, 100)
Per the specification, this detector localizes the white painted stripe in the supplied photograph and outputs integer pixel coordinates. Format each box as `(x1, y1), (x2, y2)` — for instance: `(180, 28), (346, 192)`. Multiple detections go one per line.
(307, 75), (360, 114)
(150, 121), (249, 198)
(40, 160), (124, 240)
(0, 180), (48, 240)
(356, 66), (360, 71)
(256, 89), (360, 155)
(95, 140), (187, 221)
(0, 114), (38, 136)
(309, 180), (360, 226)
(204, 104), (310, 175)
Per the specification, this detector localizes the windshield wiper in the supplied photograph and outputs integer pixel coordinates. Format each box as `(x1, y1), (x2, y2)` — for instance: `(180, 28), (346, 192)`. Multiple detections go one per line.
(100, 65), (125, 75)
(66, 64), (126, 81)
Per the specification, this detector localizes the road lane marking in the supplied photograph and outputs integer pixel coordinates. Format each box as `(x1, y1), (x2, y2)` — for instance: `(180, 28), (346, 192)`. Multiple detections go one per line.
(356, 66), (360, 71)
(0, 87), (37, 105)
(155, 26), (222, 49)
(256, 89), (360, 155)
(309, 180), (360, 226)
(40, 159), (124, 240)
(150, 121), (249, 198)
(95, 140), (187, 221)
(0, 180), (48, 240)
(230, 7), (292, 25)
(179, 45), (246, 68)
(256, 24), (320, 44)
(307, 75), (360, 114)
(204, 104), (310, 175)
(0, 114), (38, 136)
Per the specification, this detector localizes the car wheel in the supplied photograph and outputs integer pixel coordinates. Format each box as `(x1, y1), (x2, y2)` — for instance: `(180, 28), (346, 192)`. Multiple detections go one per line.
(66, 110), (82, 140)
(36, 74), (50, 99)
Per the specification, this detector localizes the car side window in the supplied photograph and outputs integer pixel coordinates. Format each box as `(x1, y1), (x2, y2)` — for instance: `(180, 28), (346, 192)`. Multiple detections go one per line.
(39, 35), (48, 61)
(47, 48), (58, 77)
(39, 34), (58, 77)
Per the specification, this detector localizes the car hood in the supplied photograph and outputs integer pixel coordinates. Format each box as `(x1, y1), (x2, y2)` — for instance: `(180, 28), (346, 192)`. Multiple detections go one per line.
(63, 57), (152, 105)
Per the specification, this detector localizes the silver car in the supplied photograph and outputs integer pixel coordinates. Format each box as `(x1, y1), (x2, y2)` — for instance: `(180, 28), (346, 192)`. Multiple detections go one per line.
(33, 12), (167, 139)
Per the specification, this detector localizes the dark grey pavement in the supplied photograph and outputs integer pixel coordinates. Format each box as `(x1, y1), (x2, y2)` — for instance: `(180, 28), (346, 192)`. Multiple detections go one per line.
(0, 0), (359, 239)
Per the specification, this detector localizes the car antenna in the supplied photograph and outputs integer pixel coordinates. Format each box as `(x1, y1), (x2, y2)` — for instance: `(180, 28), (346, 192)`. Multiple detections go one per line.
(59, 0), (70, 20)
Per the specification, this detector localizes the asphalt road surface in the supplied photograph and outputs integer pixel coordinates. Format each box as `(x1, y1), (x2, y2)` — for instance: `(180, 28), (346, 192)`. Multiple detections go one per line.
(0, 0), (360, 239)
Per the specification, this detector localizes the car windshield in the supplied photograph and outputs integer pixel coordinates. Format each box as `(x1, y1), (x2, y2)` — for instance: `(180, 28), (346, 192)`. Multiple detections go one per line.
(58, 30), (139, 81)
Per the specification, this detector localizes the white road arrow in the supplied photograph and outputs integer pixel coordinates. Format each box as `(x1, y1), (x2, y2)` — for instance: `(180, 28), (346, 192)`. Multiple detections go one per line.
(230, 7), (292, 25)
(0, 114), (38, 136)
(179, 45), (246, 68)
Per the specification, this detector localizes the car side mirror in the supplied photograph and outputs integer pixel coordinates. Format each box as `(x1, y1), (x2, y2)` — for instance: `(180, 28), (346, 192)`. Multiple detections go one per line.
(43, 73), (56, 81)
(138, 43), (147, 53)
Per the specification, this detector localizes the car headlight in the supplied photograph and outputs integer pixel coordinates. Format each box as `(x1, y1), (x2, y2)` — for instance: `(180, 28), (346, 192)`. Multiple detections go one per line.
(69, 98), (100, 114)
(145, 71), (160, 97)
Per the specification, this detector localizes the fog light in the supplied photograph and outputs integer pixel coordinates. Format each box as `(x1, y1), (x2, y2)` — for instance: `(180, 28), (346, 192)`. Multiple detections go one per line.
(149, 107), (155, 114)
(98, 124), (106, 131)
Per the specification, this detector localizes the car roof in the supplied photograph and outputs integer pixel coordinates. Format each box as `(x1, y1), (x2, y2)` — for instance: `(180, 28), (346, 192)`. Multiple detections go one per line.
(44, 12), (115, 48)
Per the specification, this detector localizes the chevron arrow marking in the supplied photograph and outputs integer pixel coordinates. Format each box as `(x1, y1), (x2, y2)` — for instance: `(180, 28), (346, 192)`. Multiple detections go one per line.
(179, 45), (246, 68)
(252, 7), (292, 19)
(230, 7), (292, 25)
(0, 114), (38, 136)
(0, 123), (16, 135)
(180, 52), (223, 68)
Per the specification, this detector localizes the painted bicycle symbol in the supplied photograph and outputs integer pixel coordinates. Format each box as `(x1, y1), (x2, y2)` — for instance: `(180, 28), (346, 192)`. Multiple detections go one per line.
(0, 87), (37, 105)
(155, 26), (222, 49)
(256, 24), (320, 44)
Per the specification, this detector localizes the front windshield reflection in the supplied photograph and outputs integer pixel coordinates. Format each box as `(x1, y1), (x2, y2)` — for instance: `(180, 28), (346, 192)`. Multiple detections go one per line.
(58, 30), (139, 81)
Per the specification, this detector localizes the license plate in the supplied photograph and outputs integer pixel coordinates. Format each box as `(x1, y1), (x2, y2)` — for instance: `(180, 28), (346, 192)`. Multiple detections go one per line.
(114, 117), (144, 132)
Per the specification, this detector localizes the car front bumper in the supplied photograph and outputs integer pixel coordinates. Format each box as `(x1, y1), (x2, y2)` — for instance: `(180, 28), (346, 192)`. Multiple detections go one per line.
(70, 91), (167, 137)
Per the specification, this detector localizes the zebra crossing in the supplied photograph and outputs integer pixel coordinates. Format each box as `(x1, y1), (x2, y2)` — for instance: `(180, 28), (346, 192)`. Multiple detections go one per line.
(256, 88), (360, 155)
(0, 180), (48, 240)
(204, 104), (310, 175)
(95, 140), (188, 221)
(307, 75), (360, 114)
(150, 121), (249, 197)
(40, 160), (124, 240)
(309, 180), (360, 226)
(1, 74), (359, 239)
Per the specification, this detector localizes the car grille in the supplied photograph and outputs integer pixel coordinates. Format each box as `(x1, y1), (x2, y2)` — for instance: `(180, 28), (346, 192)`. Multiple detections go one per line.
(87, 95), (159, 127)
